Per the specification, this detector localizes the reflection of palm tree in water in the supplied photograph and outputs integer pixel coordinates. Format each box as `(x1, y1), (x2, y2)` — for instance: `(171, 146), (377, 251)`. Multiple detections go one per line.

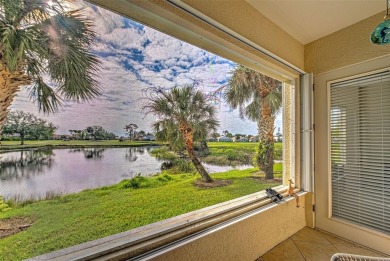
(125, 147), (139, 162)
(0, 149), (54, 181)
(68, 148), (105, 159)
(82, 148), (105, 159)
(136, 147), (145, 155)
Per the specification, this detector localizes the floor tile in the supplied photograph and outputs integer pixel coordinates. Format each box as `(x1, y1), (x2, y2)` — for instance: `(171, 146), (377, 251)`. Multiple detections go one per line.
(321, 232), (358, 248)
(257, 227), (389, 261)
(291, 227), (331, 245)
(334, 244), (386, 257)
(321, 231), (388, 257)
(262, 238), (305, 261)
(294, 240), (339, 261)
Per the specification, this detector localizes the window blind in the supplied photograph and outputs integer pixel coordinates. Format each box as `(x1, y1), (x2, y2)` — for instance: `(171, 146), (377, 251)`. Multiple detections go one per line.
(330, 70), (390, 235)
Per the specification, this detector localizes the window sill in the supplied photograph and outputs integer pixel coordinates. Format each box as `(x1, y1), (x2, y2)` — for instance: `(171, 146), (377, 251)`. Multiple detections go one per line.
(30, 185), (301, 261)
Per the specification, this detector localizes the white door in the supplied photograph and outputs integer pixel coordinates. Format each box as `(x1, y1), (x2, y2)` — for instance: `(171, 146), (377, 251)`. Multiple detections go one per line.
(314, 55), (390, 255)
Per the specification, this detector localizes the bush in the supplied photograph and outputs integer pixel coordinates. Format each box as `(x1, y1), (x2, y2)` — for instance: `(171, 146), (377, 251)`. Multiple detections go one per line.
(157, 174), (173, 182)
(120, 176), (152, 189)
(0, 196), (11, 212)
(150, 147), (177, 161)
(173, 159), (194, 173)
(150, 147), (195, 173)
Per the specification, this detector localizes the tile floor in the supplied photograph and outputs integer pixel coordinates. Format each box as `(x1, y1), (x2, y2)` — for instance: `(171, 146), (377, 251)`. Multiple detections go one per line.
(256, 227), (389, 261)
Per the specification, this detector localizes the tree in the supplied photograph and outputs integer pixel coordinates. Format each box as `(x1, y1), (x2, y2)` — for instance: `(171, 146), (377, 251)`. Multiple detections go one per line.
(2, 110), (57, 145)
(276, 127), (283, 142)
(124, 123), (138, 141)
(85, 126), (114, 140)
(0, 0), (101, 135)
(144, 85), (219, 183)
(211, 132), (220, 139)
(226, 66), (282, 179)
(222, 130), (233, 138)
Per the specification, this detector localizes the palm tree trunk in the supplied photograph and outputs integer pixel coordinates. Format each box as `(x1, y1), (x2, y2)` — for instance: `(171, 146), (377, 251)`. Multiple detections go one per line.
(188, 149), (213, 183)
(257, 86), (275, 179)
(20, 133), (25, 145)
(180, 122), (213, 183)
(0, 62), (30, 135)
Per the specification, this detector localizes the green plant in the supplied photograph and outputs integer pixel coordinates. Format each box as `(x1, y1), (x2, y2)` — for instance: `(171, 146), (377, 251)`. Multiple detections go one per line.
(157, 174), (174, 182)
(0, 196), (11, 212)
(120, 176), (152, 189)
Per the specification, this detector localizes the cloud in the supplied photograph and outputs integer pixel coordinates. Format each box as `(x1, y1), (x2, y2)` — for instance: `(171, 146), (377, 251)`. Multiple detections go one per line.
(10, 1), (281, 136)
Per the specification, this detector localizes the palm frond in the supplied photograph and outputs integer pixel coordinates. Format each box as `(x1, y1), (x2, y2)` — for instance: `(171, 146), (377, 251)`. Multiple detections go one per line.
(29, 78), (62, 113)
(0, 0), (101, 113)
(145, 84), (219, 149)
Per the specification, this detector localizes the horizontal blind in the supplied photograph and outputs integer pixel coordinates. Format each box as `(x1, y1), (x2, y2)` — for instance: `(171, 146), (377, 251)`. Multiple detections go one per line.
(330, 70), (390, 235)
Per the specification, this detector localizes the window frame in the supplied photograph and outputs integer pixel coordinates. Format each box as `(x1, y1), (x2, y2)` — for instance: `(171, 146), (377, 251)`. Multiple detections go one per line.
(21, 0), (304, 259)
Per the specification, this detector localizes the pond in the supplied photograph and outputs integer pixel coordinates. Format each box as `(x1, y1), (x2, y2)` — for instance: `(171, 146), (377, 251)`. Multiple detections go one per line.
(0, 147), (253, 200)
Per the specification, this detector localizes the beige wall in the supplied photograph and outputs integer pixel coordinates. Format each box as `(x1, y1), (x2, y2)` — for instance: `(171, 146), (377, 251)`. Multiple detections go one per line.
(150, 195), (308, 261)
(179, 0), (304, 70)
(305, 12), (390, 75)
(307, 6), (390, 255)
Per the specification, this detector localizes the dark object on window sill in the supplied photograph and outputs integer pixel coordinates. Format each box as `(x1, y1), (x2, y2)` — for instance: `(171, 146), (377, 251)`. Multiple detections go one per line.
(266, 188), (283, 203)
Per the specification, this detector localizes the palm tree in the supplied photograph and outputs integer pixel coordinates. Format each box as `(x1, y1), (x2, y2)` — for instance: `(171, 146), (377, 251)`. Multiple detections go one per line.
(144, 85), (219, 183)
(226, 66), (282, 179)
(0, 0), (100, 133)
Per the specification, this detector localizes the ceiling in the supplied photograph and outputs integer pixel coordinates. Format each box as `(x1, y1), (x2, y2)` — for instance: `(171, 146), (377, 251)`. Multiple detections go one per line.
(245, 0), (386, 45)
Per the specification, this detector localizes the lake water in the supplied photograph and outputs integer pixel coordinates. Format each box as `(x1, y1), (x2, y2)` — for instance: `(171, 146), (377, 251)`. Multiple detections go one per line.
(0, 147), (252, 199)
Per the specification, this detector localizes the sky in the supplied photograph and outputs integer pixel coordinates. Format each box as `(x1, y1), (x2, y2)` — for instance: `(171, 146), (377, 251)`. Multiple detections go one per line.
(10, 0), (282, 137)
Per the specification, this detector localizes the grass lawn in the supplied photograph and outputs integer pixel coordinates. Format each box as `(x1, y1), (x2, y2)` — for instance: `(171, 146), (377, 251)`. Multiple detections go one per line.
(208, 141), (282, 151)
(204, 142), (283, 164)
(0, 169), (280, 260)
(0, 140), (159, 150)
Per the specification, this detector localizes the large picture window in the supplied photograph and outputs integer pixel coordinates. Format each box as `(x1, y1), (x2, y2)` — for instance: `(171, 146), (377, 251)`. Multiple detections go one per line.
(0, 0), (296, 259)
(330, 70), (390, 235)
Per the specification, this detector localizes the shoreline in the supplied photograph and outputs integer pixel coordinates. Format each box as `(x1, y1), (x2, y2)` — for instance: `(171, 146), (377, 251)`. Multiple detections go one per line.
(0, 140), (162, 152)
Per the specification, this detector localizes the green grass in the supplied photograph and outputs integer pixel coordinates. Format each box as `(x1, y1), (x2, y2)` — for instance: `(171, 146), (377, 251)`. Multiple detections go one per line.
(0, 169), (280, 260)
(204, 142), (283, 164)
(0, 140), (159, 151)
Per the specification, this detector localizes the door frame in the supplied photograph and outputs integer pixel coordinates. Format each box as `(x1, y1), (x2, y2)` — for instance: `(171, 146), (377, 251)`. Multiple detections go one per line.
(314, 55), (390, 255)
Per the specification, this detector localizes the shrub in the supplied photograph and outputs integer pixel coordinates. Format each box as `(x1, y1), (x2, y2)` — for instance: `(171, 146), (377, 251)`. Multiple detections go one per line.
(174, 159), (194, 173)
(150, 147), (177, 161)
(0, 196), (11, 212)
(120, 176), (152, 189)
(157, 174), (173, 182)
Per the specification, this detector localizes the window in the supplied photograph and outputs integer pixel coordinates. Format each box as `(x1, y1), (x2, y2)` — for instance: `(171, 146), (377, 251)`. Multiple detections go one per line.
(0, 1), (296, 259)
(330, 69), (390, 235)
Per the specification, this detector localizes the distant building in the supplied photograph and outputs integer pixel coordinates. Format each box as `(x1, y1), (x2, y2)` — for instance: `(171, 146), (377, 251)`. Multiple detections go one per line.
(249, 136), (259, 142)
(142, 134), (155, 141)
(238, 137), (249, 142)
(218, 136), (233, 142)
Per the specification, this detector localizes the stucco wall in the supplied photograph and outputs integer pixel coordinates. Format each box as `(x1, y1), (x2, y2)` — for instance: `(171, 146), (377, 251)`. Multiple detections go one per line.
(305, 12), (390, 75)
(150, 195), (308, 261)
(179, 0), (304, 70)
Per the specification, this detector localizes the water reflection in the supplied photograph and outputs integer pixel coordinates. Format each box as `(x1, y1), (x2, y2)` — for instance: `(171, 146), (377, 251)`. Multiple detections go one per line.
(0, 147), (162, 199)
(68, 148), (105, 160)
(0, 150), (54, 181)
(125, 147), (138, 162)
(0, 146), (252, 200)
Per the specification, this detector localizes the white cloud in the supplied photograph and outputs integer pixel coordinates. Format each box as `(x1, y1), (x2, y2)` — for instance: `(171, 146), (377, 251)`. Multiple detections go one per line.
(10, 1), (282, 136)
